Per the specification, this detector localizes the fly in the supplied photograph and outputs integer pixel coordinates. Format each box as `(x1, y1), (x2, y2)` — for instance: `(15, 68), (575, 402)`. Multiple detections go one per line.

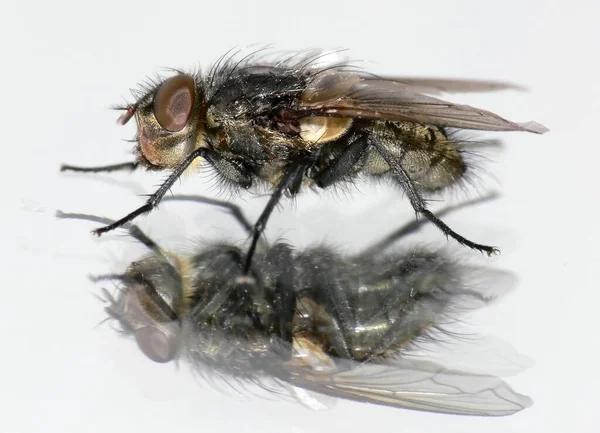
(60, 49), (548, 274)
(57, 193), (531, 416)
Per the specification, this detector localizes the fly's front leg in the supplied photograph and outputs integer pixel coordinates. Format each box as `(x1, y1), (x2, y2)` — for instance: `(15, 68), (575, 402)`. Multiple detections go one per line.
(91, 148), (208, 236)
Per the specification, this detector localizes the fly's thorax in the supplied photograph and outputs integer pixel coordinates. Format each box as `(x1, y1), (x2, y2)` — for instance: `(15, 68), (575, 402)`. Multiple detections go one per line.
(181, 249), (284, 376)
(186, 246), (277, 329)
(133, 74), (208, 169)
(206, 104), (309, 157)
(205, 67), (356, 152)
(205, 114), (268, 156)
(189, 245), (246, 291)
(181, 320), (277, 378)
(363, 121), (467, 191)
(204, 108), (290, 189)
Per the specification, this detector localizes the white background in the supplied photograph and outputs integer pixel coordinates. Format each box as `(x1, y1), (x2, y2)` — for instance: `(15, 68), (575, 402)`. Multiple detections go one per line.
(2, 0), (599, 432)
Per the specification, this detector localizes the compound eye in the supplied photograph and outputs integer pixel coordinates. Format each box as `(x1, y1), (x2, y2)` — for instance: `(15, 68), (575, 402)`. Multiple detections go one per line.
(134, 327), (177, 363)
(153, 75), (195, 132)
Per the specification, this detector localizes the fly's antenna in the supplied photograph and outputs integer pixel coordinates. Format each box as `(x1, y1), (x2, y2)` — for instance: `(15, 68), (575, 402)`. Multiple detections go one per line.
(114, 104), (137, 126)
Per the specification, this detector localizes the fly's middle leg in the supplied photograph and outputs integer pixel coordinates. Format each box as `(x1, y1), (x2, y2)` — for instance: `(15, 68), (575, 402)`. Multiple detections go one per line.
(311, 135), (370, 188)
(242, 161), (305, 274)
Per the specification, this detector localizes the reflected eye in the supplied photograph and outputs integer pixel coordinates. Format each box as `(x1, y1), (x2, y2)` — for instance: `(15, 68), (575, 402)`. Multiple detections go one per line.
(134, 327), (177, 363)
(153, 75), (195, 132)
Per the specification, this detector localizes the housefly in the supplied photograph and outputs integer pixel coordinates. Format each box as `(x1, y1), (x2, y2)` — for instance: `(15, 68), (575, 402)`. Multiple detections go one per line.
(60, 49), (548, 274)
(57, 193), (532, 416)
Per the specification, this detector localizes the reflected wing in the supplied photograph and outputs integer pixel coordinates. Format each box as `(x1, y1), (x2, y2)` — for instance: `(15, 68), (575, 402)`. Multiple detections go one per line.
(284, 358), (532, 416)
(299, 72), (548, 133)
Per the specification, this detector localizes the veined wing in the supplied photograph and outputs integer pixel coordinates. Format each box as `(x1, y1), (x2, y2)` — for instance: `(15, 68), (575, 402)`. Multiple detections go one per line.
(360, 75), (527, 94)
(298, 72), (548, 133)
(283, 358), (532, 416)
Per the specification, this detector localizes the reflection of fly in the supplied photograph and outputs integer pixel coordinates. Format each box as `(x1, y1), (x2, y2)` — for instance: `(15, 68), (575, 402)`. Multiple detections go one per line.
(60, 50), (548, 271)
(58, 195), (531, 416)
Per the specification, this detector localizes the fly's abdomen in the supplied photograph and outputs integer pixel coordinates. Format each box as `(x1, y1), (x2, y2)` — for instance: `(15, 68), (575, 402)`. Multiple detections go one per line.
(341, 284), (432, 361)
(363, 121), (466, 191)
(302, 253), (464, 362)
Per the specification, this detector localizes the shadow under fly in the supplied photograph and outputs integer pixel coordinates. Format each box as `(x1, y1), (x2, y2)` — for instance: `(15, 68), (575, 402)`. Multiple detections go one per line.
(60, 49), (548, 275)
(57, 193), (531, 416)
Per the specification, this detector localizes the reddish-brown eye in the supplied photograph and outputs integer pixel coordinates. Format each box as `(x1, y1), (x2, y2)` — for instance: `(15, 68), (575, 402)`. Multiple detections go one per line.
(153, 74), (195, 132)
(134, 327), (176, 363)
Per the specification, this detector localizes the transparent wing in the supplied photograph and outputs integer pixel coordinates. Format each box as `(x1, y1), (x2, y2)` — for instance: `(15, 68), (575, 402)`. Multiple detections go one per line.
(284, 358), (532, 416)
(299, 71), (549, 133)
(361, 76), (527, 94)
(408, 335), (535, 378)
(288, 385), (338, 411)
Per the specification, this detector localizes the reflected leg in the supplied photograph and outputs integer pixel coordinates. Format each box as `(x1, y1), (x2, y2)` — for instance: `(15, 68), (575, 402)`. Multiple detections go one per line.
(162, 195), (254, 236)
(55, 211), (164, 256)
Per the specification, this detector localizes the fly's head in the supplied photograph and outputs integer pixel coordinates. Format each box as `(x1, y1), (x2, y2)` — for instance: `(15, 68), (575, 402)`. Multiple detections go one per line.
(105, 257), (185, 363)
(117, 73), (208, 170)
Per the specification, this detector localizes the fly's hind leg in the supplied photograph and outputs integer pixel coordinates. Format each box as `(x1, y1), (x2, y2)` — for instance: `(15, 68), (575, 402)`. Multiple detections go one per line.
(357, 192), (500, 260)
(306, 132), (498, 256)
(369, 139), (500, 257)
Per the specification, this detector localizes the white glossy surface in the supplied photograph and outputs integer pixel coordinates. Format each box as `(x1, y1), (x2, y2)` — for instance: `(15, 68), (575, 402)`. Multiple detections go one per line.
(2, 1), (598, 432)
